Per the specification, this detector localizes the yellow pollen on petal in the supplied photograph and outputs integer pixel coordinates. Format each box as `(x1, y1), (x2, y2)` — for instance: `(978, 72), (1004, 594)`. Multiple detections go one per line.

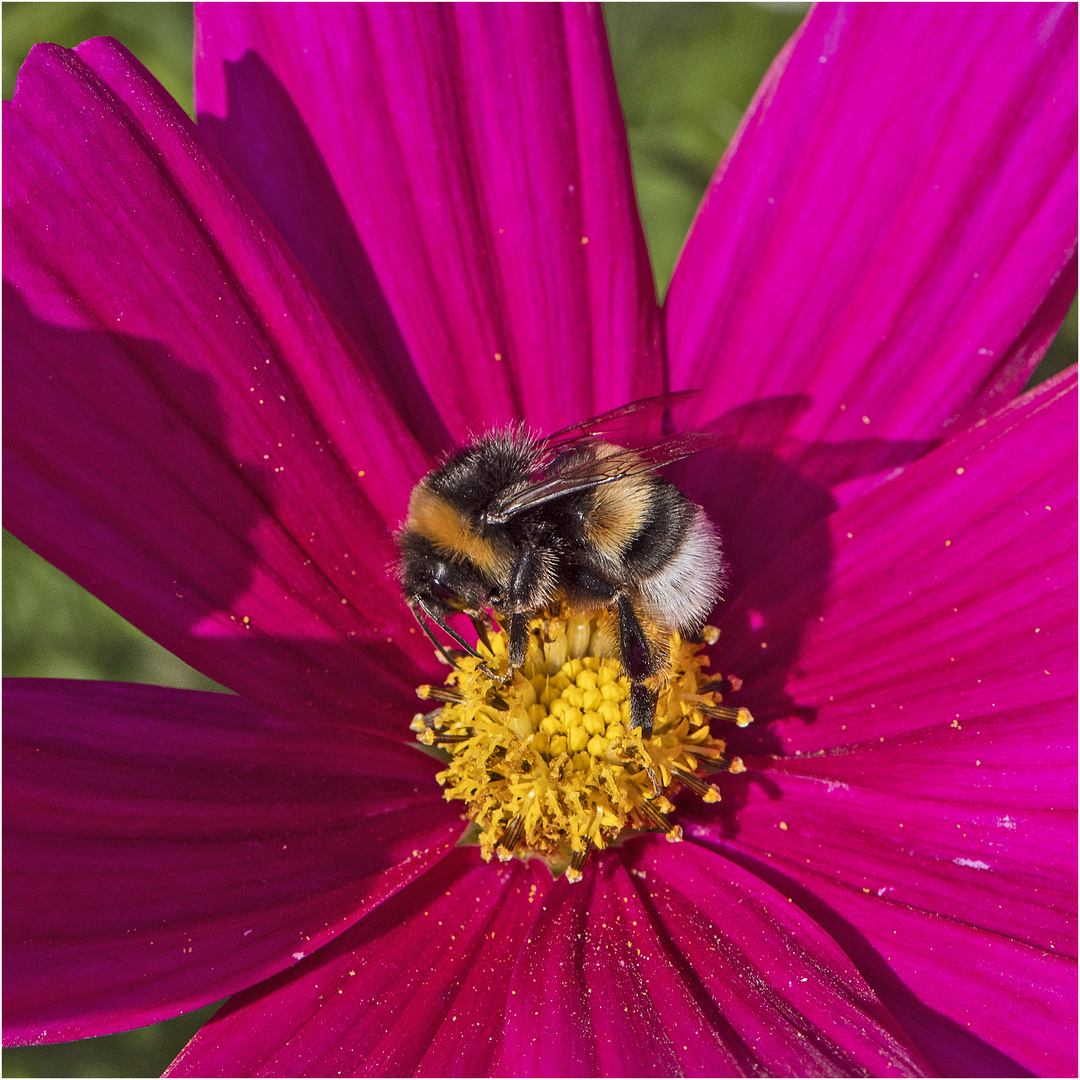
(415, 610), (751, 880)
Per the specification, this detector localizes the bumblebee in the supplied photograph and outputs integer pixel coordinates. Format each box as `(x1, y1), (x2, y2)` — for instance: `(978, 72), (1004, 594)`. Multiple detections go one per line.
(397, 393), (726, 736)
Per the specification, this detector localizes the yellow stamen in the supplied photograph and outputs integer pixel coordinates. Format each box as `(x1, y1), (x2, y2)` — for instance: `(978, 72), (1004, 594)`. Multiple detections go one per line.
(415, 611), (751, 879)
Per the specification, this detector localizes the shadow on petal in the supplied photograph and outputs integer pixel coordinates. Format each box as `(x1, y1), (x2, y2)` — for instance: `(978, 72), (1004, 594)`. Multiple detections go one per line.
(5, 283), (266, 633)
(200, 51), (453, 458)
(5, 287), (435, 735)
(670, 396), (938, 824)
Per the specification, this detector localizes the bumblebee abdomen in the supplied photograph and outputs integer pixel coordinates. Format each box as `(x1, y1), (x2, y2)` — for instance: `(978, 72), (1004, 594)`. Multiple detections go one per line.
(573, 472), (724, 634)
(635, 503), (725, 633)
(605, 479), (723, 634)
(584, 472), (654, 565)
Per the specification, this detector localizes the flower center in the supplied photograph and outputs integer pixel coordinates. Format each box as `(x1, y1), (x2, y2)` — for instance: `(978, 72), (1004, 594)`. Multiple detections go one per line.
(412, 611), (751, 881)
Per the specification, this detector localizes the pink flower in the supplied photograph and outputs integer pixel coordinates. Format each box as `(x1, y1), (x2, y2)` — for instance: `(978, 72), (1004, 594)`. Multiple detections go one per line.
(4, 3), (1076, 1076)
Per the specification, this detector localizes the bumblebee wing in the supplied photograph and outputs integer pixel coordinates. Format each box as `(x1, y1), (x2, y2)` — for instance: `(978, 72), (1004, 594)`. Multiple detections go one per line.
(542, 389), (701, 448)
(614, 429), (729, 468)
(486, 431), (728, 523)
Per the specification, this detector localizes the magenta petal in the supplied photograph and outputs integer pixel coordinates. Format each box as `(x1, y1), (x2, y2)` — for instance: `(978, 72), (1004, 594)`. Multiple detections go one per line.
(167, 851), (552, 1078)
(694, 814), (1077, 1076)
(694, 374), (1077, 1073)
(668, 4), (1077, 497)
(717, 369), (1077, 749)
(4, 39), (437, 731)
(3, 679), (461, 1044)
(815, 889), (1075, 1078)
(698, 760), (1076, 1050)
(195, 2), (661, 443)
(721, 723), (1076, 953)
(496, 841), (928, 1076)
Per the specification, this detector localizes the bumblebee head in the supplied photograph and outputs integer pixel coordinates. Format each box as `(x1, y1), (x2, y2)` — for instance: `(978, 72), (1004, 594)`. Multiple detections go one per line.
(398, 529), (500, 668)
(397, 531), (491, 617)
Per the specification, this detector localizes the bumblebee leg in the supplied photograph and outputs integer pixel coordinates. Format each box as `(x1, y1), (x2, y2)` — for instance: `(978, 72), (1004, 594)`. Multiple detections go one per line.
(615, 594), (659, 737)
(616, 596), (653, 681)
(502, 544), (553, 672)
(629, 683), (657, 738)
(561, 564), (659, 733)
(508, 612), (529, 669)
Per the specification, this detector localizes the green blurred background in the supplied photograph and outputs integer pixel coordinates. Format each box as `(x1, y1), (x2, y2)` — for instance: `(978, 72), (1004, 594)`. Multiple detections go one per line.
(3, 3), (1076, 1076)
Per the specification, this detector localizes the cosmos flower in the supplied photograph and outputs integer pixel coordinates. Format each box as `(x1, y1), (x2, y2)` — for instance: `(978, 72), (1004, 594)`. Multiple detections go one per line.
(4, 3), (1077, 1076)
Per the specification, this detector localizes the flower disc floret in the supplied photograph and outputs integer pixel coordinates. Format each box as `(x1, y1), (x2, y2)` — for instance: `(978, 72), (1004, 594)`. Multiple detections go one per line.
(412, 612), (749, 880)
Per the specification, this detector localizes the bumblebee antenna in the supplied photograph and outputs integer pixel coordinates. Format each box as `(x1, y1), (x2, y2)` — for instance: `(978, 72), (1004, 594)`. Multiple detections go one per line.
(415, 597), (484, 658)
(410, 598), (498, 679)
(408, 600), (462, 668)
